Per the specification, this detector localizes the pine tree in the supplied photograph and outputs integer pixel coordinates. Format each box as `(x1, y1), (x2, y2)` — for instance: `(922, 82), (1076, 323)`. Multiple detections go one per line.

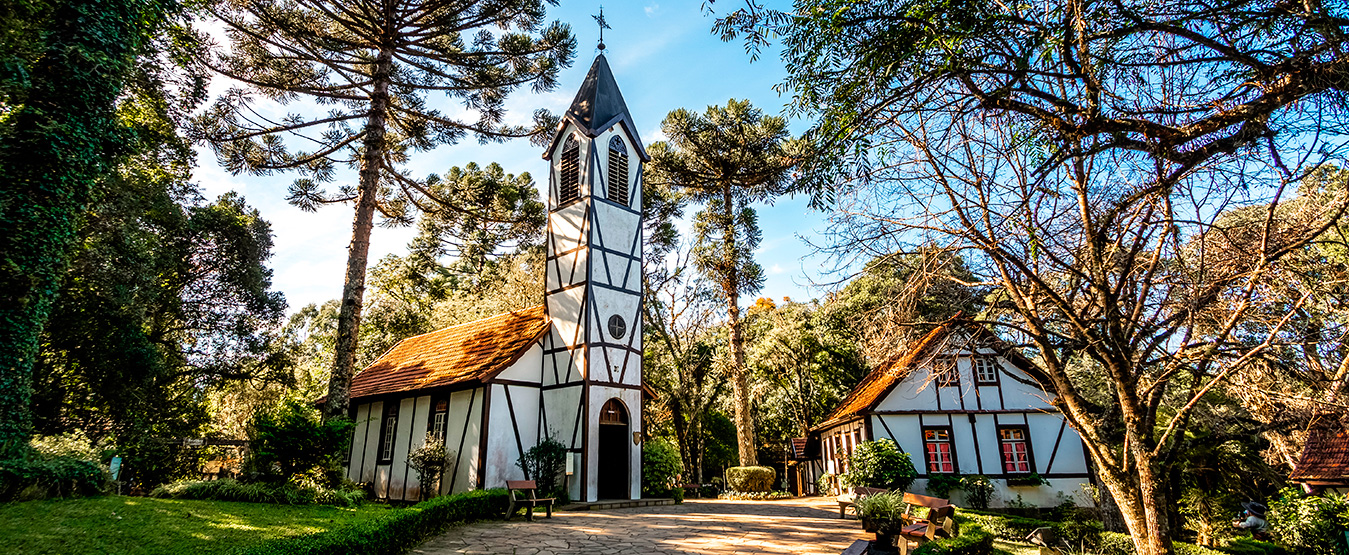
(194, 0), (575, 420)
(647, 99), (801, 466)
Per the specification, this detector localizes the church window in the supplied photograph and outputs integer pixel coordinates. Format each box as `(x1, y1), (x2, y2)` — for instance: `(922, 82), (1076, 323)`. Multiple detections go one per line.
(607, 136), (629, 205)
(430, 399), (449, 443)
(607, 315), (627, 340)
(999, 426), (1033, 474)
(973, 356), (999, 384)
(923, 427), (956, 474)
(378, 403), (399, 463)
(559, 135), (580, 204)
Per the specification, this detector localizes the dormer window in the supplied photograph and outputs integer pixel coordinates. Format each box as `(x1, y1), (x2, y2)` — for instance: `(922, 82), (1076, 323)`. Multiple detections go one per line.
(607, 136), (629, 205)
(559, 135), (580, 204)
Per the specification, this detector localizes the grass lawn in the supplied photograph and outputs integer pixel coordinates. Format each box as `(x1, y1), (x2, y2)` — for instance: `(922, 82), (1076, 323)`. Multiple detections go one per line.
(993, 539), (1041, 555)
(0, 495), (394, 555)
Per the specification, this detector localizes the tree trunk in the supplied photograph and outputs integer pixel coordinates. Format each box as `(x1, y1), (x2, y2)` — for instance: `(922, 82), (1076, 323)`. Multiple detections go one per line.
(1089, 445), (1175, 555)
(323, 44), (393, 422)
(0, 0), (149, 452)
(722, 188), (756, 466)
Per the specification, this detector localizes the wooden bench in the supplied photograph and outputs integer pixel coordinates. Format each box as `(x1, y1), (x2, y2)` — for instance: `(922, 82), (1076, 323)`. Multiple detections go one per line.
(505, 480), (555, 521)
(837, 486), (888, 519)
(894, 493), (957, 555)
(680, 483), (703, 498)
(841, 539), (872, 555)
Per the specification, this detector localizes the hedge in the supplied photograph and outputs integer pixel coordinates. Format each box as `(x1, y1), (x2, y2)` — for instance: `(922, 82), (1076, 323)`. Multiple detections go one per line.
(1217, 538), (1289, 555)
(961, 510), (1228, 555)
(150, 478), (365, 507)
(726, 466), (775, 493)
(958, 509), (1100, 546)
(1096, 532), (1226, 555)
(910, 517), (995, 555)
(230, 489), (509, 555)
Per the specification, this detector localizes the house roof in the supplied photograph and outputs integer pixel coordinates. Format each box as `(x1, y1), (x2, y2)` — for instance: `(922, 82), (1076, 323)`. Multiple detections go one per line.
(543, 54), (649, 162)
(1290, 420), (1349, 485)
(811, 317), (1053, 431)
(349, 305), (549, 400)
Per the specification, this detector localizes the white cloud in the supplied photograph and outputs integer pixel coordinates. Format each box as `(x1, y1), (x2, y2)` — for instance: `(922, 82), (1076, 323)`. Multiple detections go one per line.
(644, 3), (661, 17)
(769, 264), (784, 274)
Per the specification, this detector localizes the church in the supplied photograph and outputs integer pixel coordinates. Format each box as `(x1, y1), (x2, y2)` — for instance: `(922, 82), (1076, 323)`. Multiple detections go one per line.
(341, 54), (648, 503)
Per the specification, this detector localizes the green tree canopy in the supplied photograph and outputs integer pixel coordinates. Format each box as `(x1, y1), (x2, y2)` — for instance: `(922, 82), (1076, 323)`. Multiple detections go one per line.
(195, 0), (575, 421)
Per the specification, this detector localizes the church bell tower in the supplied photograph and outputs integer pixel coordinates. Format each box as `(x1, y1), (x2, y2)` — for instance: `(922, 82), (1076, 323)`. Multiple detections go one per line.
(539, 54), (649, 502)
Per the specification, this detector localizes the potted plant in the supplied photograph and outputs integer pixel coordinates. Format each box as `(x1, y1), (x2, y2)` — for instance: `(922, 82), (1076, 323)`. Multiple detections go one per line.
(854, 491), (908, 552)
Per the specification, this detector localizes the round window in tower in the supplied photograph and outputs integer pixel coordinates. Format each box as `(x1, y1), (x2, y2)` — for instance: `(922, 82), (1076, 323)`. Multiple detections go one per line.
(607, 315), (627, 340)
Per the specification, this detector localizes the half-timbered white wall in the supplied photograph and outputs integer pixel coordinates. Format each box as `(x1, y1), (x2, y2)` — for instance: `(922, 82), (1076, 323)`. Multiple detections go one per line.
(345, 387), (486, 501)
(540, 114), (644, 502)
(818, 348), (1092, 508)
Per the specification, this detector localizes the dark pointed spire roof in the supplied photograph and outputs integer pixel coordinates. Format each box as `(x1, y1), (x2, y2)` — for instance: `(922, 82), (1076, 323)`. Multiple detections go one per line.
(545, 54), (649, 161)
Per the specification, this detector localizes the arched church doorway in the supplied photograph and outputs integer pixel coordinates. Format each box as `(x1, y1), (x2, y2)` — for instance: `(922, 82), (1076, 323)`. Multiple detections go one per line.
(597, 398), (629, 499)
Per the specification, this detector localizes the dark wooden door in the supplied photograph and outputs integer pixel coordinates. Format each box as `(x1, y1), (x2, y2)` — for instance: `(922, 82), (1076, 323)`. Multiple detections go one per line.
(597, 399), (629, 499)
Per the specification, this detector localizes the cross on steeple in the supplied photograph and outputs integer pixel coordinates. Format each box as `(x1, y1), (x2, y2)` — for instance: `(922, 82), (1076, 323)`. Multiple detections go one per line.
(593, 6), (610, 52)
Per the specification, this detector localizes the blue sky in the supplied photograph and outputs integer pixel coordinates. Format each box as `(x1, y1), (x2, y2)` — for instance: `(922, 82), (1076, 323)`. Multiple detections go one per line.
(195, 1), (840, 313)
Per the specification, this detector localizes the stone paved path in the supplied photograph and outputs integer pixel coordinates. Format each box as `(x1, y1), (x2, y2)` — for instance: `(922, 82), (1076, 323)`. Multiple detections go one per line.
(414, 497), (870, 555)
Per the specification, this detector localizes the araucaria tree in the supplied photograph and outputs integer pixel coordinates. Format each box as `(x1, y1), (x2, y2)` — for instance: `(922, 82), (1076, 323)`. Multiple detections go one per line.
(647, 99), (800, 466)
(196, 0), (575, 420)
(714, 0), (1348, 553)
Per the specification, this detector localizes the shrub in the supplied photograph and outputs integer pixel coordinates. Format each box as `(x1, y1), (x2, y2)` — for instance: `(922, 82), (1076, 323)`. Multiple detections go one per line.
(231, 489), (508, 555)
(959, 475), (994, 509)
(726, 466), (775, 493)
(30, 431), (105, 461)
(927, 474), (963, 499)
(0, 450), (108, 501)
(1267, 487), (1349, 555)
(247, 400), (354, 484)
(641, 440), (683, 496)
(671, 485), (685, 504)
(911, 517), (995, 555)
(407, 434), (454, 501)
(840, 439), (917, 491)
(517, 437), (567, 499)
(150, 478), (365, 507)
(1220, 538), (1290, 555)
(1096, 532), (1226, 555)
(959, 509), (1101, 548)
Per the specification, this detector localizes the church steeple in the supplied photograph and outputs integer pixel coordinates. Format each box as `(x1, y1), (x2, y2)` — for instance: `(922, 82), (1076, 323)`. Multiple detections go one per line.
(539, 54), (646, 503)
(544, 54), (649, 164)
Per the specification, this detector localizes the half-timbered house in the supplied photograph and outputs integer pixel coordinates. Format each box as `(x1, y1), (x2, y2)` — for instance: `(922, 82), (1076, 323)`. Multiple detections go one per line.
(808, 319), (1093, 508)
(342, 54), (649, 503)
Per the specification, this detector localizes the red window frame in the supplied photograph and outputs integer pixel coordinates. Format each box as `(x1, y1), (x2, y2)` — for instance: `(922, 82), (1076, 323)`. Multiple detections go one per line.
(998, 426), (1034, 474)
(922, 426), (957, 474)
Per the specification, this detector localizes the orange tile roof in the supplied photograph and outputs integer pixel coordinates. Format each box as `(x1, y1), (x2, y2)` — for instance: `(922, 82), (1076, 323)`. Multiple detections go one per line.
(349, 305), (549, 399)
(813, 317), (1053, 431)
(1290, 420), (1349, 485)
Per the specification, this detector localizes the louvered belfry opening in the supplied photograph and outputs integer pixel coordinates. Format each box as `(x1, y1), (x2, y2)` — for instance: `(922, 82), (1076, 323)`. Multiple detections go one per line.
(559, 135), (580, 204)
(607, 135), (628, 205)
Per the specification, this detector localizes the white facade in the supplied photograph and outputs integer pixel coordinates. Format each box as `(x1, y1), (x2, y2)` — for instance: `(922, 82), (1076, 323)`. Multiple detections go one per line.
(812, 329), (1094, 508)
(343, 54), (648, 502)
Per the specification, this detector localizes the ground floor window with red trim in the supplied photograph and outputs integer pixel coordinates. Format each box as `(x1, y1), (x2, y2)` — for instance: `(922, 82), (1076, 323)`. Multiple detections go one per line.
(999, 426), (1032, 473)
(923, 427), (955, 473)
